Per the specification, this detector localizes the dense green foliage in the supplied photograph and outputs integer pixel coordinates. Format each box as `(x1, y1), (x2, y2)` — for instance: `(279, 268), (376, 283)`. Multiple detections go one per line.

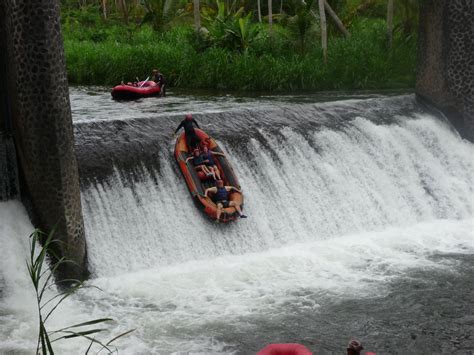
(61, 1), (417, 91)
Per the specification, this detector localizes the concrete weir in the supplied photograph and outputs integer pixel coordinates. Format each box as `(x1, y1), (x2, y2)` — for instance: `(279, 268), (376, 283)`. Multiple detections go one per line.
(0, 0), (88, 280)
(416, 0), (474, 142)
(0, 0), (472, 284)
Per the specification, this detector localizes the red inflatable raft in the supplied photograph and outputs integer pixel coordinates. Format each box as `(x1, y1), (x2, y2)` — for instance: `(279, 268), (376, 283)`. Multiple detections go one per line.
(258, 343), (312, 355)
(174, 129), (244, 223)
(111, 81), (161, 100)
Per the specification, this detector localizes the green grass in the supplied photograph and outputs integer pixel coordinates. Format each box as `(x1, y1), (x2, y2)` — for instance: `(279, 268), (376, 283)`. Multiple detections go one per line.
(63, 20), (416, 91)
(27, 229), (134, 354)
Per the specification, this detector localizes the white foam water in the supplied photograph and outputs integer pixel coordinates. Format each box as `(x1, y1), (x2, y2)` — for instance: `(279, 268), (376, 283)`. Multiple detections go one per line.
(82, 114), (472, 277)
(1, 108), (473, 353)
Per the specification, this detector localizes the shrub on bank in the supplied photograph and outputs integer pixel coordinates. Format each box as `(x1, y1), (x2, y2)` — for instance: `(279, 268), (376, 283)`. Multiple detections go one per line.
(63, 21), (416, 91)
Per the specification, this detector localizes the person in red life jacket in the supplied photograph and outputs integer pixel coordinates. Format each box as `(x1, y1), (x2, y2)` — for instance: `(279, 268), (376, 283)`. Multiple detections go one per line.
(186, 148), (215, 179)
(174, 114), (201, 150)
(201, 145), (224, 180)
(204, 180), (247, 222)
(151, 69), (166, 97)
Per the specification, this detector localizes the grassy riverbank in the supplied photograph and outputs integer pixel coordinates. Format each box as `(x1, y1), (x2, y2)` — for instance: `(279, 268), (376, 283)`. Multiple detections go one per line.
(62, 5), (417, 91)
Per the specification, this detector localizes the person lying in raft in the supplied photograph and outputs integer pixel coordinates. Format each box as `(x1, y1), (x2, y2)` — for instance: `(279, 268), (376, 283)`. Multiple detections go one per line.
(204, 180), (247, 221)
(120, 80), (138, 86)
(174, 114), (201, 150)
(201, 145), (224, 181)
(186, 149), (216, 179)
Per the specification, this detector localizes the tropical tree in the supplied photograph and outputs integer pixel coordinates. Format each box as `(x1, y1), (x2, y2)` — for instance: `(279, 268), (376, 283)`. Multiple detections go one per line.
(387, 0), (394, 48)
(318, 0), (327, 62)
(268, 0), (273, 35)
(142, 0), (184, 31)
(117, 0), (129, 24)
(201, 0), (262, 52)
(283, 0), (316, 53)
(323, 0), (350, 38)
(100, 0), (107, 20)
(396, 0), (419, 36)
(194, 0), (201, 30)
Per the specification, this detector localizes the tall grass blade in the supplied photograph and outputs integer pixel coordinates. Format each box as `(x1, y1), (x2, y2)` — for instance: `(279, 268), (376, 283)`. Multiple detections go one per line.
(106, 329), (136, 345)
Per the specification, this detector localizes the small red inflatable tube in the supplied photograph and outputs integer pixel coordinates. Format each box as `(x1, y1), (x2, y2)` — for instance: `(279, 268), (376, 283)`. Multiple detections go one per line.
(258, 343), (313, 355)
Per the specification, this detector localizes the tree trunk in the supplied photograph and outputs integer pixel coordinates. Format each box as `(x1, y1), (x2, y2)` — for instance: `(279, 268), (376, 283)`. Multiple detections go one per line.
(318, 0), (327, 62)
(387, 0), (394, 48)
(194, 0), (201, 31)
(101, 0), (107, 20)
(268, 0), (273, 35)
(118, 0), (128, 24)
(324, 0), (350, 37)
(257, 0), (262, 22)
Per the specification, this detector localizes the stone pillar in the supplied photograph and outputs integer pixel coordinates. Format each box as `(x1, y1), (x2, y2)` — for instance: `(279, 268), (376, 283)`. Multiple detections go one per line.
(0, 3), (19, 201)
(416, 0), (474, 141)
(0, 0), (88, 281)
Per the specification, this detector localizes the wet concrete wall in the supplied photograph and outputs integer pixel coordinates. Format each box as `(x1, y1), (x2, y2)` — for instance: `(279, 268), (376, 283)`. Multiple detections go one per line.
(416, 0), (474, 141)
(0, 0), (88, 280)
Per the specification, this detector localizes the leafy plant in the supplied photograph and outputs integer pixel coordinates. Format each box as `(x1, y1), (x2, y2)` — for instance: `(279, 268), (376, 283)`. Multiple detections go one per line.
(27, 229), (134, 354)
(202, 0), (262, 52)
(281, 0), (317, 53)
(141, 0), (188, 31)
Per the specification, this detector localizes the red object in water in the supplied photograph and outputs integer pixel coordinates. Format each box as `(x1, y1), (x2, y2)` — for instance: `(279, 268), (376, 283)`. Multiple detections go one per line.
(111, 81), (161, 100)
(174, 128), (244, 223)
(258, 343), (313, 355)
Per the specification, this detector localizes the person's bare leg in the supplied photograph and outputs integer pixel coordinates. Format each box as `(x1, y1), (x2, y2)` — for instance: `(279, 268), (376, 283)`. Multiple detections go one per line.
(229, 201), (246, 217)
(214, 167), (221, 180)
(207, 166), (217, 179)
(216, 203), (223, 222)
(196, 165), (211, 177)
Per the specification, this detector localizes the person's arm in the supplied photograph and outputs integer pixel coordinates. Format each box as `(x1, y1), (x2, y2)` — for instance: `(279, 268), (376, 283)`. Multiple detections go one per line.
(192, 119), (200, 129)
(185, 156), (194, 163)
(204, 187), (216, 198)
(211, 150), (225, 157)
(174, 121), (183, 134)
(228, 186), (242, 193)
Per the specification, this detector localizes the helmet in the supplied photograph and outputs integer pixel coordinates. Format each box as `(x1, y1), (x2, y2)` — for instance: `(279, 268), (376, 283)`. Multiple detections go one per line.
(347, 340), (363, 352)
(185, 114), (193, 121)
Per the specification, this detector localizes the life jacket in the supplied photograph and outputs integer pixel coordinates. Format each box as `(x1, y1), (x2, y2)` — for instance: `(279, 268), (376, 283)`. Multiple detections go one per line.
(215, 186), (229, 201)
(193, 155), (205, 166)
(204, 151), (215, 165)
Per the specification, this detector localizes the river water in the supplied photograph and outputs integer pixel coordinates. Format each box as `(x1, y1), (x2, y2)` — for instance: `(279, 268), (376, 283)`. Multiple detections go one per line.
(1, 87), (473, 354)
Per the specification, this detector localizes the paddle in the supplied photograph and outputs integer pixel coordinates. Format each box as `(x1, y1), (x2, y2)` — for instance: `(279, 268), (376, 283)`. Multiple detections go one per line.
(139, 76), (150, 88)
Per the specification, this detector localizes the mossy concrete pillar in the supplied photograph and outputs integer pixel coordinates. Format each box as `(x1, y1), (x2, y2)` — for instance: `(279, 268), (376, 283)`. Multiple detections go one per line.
(0, 0), (88, 280)
(416, 0), (474, 141)
(0, 3), (18, 201)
